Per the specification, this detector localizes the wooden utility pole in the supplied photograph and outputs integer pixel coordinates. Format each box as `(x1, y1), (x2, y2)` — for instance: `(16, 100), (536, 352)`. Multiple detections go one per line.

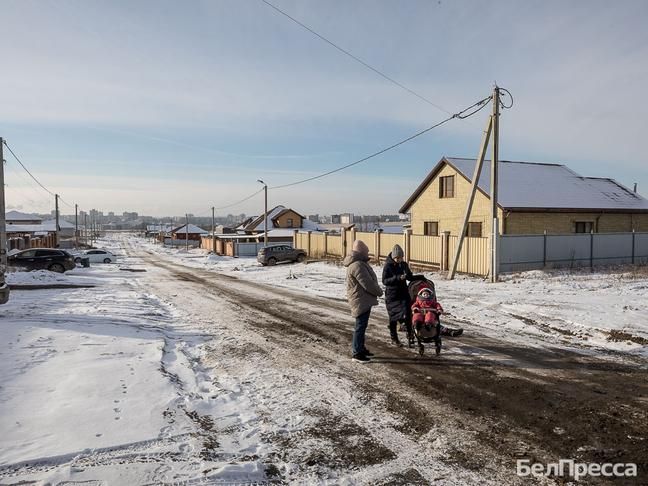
(185, 213), (189, 251)
(84, 213), (88, 246)
(55, 194), (60, 247)
(258, 180), (268, 247)
(490, 86), (500, 283)
(74, 204), (78, 248)
(211, 206), (216, 254)
(448, 115), (493, 280)
(0, 138), (9, 304)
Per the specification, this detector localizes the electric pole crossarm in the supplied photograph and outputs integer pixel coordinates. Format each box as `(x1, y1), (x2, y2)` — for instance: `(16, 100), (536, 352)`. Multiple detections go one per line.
(448, 115), (493, 280)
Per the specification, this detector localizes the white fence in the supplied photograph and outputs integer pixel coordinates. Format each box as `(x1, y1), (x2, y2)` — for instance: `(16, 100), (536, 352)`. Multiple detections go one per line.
(499, 232), (648, 272)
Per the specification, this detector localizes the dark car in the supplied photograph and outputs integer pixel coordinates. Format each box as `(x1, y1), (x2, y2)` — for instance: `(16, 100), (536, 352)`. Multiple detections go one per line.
(257, 245), (307, 266)
(8, 248), (76, 273)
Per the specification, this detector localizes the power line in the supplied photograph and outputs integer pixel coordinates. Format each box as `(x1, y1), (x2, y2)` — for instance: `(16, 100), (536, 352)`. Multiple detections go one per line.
(3, 140), (76, 210)
(270, 94), (492, 190)
(260, 0), (451, 116)
(213, 187), (265, 210)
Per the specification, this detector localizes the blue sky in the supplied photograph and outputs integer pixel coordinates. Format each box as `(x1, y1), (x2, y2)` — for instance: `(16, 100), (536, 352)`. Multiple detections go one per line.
(2, 0), (647, 217)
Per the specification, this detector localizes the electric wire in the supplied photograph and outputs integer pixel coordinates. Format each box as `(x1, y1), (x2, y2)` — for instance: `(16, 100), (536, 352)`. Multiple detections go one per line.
(260, 0), (452, 116)
(269, 94), (492, 190)
(213, 187), (265, 210)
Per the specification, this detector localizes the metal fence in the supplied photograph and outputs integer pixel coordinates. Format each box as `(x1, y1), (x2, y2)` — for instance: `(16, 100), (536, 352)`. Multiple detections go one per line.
(499, 231), (648, 272)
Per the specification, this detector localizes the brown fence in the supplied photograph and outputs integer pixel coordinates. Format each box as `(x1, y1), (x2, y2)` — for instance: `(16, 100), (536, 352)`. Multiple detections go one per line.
(293, 230), (490, 277)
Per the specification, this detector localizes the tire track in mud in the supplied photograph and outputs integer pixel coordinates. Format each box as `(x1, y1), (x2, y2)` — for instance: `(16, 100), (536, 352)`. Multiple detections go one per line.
(136, 249), (648, 484)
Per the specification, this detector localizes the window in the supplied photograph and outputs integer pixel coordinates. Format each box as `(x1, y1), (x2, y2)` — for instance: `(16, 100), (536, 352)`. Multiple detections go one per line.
(423, 221), (439, 236)
(466, 222), (482, 237)
(286, 218), (293, 228)
(574, 221), (594, 233)
(439, 175), (455, 198)
(36, 249), (61, 257)
(19, 250), (36, 258)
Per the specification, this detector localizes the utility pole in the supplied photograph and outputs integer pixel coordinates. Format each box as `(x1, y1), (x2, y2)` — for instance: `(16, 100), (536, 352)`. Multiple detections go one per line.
(55, 194), (60, 247)
(185, 213), (189, 251)
(258, 180), (268, 247)
(0, 138), (10, 304)
(75, 204), (79, 248)
(84, 213), (88, 246)
(211, 206), (216, 254)
(490, 86), (500, 283)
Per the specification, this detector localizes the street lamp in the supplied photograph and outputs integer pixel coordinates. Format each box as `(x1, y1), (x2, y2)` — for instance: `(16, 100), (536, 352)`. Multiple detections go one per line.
(257, 179), (268, 247)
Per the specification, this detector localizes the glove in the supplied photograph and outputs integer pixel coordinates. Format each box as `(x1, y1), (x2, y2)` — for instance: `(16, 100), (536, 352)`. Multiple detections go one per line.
(399, 274), (407, 281)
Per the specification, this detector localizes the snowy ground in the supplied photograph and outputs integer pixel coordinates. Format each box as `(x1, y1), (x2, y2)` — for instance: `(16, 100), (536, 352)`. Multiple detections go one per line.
(140, 237), (648, 359)
(1, 234), (646, 485)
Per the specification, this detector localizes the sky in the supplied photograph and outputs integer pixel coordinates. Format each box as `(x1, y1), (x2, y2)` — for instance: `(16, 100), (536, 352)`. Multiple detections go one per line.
(1, 0), (647, 218)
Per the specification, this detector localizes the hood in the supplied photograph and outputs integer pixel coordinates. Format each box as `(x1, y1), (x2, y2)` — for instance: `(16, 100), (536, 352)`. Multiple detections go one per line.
(385, 253), (397, 265)
(343, 251), (369, 267)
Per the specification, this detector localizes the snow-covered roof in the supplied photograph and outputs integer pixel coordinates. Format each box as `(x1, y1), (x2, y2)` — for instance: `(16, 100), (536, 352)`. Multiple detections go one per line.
(42, 219), (75, 230)
(6, 210), (42, 222)
(147, 224), (174, 232)
(171, 223), (209, 235)
(6, 224), (48, 233)
(401, 157), (648, 212)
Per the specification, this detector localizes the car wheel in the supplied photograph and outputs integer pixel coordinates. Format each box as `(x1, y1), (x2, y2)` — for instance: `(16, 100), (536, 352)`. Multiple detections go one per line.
(267, 257), (277, 266)
(74, 257), (82, 263)
(103, 258), (112, 264)
(297, 254), (307, 263)
(49, 263), (65, 273)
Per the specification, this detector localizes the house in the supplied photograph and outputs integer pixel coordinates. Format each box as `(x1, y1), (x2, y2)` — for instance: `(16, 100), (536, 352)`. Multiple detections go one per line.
(400, 156), (648, 236)
(170, 223), (209, 241)
(6, 210), (42, 225)
(42, 219), (76, 239)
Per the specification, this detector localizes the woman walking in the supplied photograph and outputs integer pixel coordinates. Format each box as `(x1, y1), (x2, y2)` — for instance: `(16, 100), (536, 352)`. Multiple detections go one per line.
(344, 240), (383, 363)
(382, 244), (421, 346)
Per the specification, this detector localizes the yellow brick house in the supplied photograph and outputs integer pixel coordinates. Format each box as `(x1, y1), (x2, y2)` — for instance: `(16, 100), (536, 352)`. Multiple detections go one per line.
(400, 157), (648, 236)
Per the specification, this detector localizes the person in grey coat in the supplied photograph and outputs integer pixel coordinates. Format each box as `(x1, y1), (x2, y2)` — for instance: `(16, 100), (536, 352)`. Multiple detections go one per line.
(344, 239), (383, 363)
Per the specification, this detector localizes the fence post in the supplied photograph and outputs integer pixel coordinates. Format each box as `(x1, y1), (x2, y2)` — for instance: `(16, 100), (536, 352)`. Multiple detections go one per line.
(543, 230), (547, 268)
(293, 229), (298, 250)
(441, 231), (450, 271)
(350, 228), (357, 253)
(341, 228), (347, 256)
(632, 229), (635, 264)
(590, 230), (594, 270)
(404, 229), (412, 263)
(307, 231), (312, 258)
(323, 231), (328, 257)
(375, 229), (382, 263)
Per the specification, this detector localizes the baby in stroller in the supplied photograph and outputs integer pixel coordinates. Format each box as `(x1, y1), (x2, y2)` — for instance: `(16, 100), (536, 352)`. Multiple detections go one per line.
(410, 283), (443, 355)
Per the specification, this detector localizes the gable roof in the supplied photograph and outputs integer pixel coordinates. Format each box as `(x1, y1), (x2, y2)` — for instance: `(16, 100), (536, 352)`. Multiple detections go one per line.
(171, 223), (209, 235)
(400, 156), (648, 213)
(42, 219), (75, 230)
(271, 208), (305, 224)
(6, 210), (42, 222)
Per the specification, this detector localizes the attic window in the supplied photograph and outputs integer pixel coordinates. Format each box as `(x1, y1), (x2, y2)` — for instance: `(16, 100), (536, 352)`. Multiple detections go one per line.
(439, 175), (455, 198)
(287, 218), (293, 228)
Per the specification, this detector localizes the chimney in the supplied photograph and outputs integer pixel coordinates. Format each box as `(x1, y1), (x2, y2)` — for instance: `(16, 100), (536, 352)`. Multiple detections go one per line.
(633, 183), (638, 193)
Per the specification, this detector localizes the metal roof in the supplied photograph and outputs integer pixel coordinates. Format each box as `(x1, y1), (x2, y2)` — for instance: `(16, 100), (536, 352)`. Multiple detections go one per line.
(400, 157), (648, 212)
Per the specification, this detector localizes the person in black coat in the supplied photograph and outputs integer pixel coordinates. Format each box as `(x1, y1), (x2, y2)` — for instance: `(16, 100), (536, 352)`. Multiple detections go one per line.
(382, 244), (422, 346)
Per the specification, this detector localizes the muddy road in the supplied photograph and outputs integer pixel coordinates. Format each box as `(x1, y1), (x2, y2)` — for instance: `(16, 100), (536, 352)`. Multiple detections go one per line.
(132, 246), (648, 485)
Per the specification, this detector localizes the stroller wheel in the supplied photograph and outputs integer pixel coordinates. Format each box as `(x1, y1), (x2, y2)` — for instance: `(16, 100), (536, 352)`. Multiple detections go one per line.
(418, 344), (425, 356)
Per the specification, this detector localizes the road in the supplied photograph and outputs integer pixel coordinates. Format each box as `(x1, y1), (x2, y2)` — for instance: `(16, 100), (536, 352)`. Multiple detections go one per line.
(121, 240), (648, 485)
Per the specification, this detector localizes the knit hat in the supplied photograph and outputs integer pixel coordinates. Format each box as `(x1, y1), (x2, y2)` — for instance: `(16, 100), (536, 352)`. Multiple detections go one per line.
(391, 244), (404, 259)
(352, 239), (369, 257)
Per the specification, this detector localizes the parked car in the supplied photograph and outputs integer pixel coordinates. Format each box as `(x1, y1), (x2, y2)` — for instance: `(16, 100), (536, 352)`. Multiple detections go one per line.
(75, 249), (117, 264)
(8, 248), (76, 273)
(257, 245), (307, 266)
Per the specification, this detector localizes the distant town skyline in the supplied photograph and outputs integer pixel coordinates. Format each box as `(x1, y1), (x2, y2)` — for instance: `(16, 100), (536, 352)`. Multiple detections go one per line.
(2, 0), (648, 217)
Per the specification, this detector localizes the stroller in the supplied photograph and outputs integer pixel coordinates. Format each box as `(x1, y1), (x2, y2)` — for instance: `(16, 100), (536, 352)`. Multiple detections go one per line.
(407, 278), (443, 356)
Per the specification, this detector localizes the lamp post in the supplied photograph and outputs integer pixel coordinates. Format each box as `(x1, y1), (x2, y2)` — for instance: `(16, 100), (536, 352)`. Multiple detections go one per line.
(257, 179), (268, 247)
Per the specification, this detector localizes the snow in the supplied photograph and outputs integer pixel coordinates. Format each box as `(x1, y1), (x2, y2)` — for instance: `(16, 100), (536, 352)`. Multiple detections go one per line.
(141, 237), (648, 358)
(446, 157), (648, 210)
(2, 233), (647, 484)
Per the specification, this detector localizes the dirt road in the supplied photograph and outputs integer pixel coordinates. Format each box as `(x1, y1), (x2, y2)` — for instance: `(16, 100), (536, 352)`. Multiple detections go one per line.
(132, 245), (648, 485)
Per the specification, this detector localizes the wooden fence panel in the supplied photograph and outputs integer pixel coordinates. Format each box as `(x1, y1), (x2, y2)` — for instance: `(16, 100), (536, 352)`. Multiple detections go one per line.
(410, 235), (441, 266)
(310, 233), (326, 258)
(379, 233), (405, 258)
(327, 235), (343, 257)
(447, 236), (489, 276)
(355, 232), (375, 255)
